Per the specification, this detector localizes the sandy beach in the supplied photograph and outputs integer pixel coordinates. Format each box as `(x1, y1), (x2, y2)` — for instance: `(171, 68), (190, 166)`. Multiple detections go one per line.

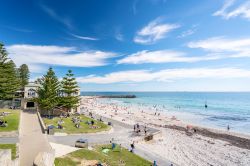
(80, 96), (250, 166)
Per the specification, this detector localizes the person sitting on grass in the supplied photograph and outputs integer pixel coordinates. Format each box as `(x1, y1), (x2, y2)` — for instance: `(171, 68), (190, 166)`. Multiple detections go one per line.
(86, 120), (91, 125)
(57, 120), (63, 129)
(58, 124), (63, 129)
(75, 122), (80, 128)
(97, 163), (103, 166)
(0, 120), (8, 127)
(91, 120), (95, 125)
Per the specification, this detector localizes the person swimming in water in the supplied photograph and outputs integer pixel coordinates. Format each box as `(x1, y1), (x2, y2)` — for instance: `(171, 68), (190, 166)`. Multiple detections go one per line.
(205, 101), (208, 108)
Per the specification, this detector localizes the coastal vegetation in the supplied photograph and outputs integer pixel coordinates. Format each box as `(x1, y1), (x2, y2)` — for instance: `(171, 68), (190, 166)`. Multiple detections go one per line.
(36, 68), (80, 116)
(59, 70), (80, 112)
(18, 64), (30, 90)
(0, 43), (20, 100)
(36, 67), (60, 115)
(0, 43), (29, 100)
(43, 114), (109, 134)
(0, 109), (20, 132)
(37, 68), (93, 133)
(54, 144), (151, 166)
(0, 144), (16, 159)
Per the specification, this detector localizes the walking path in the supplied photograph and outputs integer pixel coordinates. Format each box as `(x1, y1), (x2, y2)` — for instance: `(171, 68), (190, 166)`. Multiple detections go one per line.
(0, 137), (18, 144)
(19, 110), (52, 166)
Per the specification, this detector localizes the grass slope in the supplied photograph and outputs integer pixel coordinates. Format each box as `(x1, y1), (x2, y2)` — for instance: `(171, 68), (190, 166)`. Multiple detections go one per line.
(43, 115), (110, 134)
(0, 109), (20, 132)
(55, 144), (151, 166)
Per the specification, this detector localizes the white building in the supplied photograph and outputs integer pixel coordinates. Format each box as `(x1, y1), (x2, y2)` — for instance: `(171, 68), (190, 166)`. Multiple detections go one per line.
(18, 82), (80, 114)
(21, 82), (40, 110)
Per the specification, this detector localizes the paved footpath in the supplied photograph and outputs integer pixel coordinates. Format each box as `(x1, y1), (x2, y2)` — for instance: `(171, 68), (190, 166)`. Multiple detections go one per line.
(19, 110), (52, 166)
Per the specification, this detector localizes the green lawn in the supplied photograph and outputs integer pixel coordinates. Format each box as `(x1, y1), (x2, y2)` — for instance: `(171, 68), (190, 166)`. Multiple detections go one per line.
(0, 109), (20, 132)
(55, 144), (152, 166)
(43, 115), (110, 134)
(0, 144), (17, 159)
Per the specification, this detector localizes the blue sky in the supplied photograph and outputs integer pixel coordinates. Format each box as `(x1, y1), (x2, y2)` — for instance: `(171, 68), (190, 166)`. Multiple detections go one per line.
(1, 0), (250, 91)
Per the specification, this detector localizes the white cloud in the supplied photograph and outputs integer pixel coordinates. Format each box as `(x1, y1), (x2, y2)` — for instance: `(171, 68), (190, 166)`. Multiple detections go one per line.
(77, 70), (155, 84)
(117, 50), (218, 64)
(213, 0), (250, 20)
(119, 37), (250, 65)
(178, 29), (196, 38)
(178, 25), (198, 38)
(40, 3), (73, 29)
(134, 18), (180, 44)
(70, 33), (99, 41)
(187, 37), (250, 57)
(76, 68), (250, 84)
(7, 44), (117, 73)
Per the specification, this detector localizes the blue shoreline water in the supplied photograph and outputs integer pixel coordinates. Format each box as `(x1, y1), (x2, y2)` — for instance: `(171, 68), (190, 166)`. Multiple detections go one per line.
(81, 92), (250, 135)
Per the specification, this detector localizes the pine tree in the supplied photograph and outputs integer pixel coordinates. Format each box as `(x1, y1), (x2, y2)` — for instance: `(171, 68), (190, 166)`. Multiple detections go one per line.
(36, 67), (60, 115)
(18, 64), (30, 90)
(0, 43), (8, 63)
(0, 43), (7, 99)
(60, 70), (80, 112)
(0, 43), (20, 100)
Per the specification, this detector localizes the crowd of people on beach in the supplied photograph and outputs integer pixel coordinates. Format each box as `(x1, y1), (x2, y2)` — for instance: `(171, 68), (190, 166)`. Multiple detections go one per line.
(79, 97), (243, 166)
(81, 97), (234, 135)
(133, 123), (148, 135)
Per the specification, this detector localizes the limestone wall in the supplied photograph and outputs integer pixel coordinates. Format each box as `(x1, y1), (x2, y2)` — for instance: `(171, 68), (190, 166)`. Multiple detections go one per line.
(0, 100), (12, 108)
(0, 149), (19, 166)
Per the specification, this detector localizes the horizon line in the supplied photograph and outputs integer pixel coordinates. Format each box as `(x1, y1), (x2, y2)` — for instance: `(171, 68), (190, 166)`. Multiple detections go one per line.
(80, 91), (250, 93)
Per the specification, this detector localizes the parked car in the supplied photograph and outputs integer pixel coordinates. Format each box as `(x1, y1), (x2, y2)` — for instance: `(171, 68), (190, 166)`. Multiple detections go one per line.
(75, 138), (88, 148)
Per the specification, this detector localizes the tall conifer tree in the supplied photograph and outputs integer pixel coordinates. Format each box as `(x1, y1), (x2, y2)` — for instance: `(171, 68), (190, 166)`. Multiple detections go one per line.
(18, 64), (30, 90)
(0, 43), (19, 99)
(60, 70), (80, 112)
(36, 67), (60, 115)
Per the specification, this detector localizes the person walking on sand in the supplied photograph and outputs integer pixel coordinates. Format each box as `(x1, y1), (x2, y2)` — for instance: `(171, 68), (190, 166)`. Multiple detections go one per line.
(227, 125), (230, 131)
(130, 141), (135, 153)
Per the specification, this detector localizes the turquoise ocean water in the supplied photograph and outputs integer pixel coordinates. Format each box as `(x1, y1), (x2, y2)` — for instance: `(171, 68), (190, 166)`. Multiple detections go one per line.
(81, 92), (250, 135)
